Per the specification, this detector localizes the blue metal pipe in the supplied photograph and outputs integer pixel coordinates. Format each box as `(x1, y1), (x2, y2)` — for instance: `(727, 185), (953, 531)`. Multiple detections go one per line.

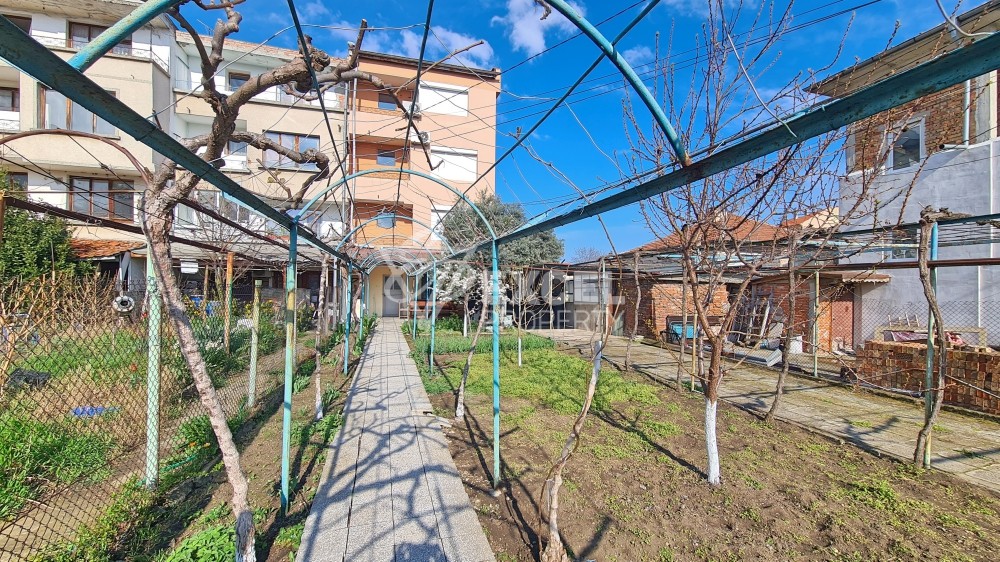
(430, 262), (437, 370)
(412, 275), (419, 339)
(544, 0), (688, 165)
(491, 240), (501, 489)
(924, 223), (939, 419)
(0, 17), (355, 266)
(280, 228), (298, 514)
(343, 263), (353, 376)
(300, 168), (496, 238)
(67, 0), (184, 71)
(468, 0), (662, 194)
(426, 29), (1000, 264)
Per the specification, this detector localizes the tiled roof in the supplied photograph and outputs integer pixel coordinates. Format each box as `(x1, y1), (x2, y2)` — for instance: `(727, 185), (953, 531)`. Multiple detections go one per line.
(633, 215), (781, 253)
(70, 239), (144, 259)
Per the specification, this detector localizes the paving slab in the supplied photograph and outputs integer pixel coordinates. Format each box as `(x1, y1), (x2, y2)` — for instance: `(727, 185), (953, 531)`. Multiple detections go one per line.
(533, 328), (1000, 495)
(298, 318), (495, 562)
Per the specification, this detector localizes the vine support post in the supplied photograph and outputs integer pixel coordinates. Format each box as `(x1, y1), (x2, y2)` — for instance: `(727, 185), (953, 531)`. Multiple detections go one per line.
(247, 279), (261, 409)
(144, 251), (161, 489)
(923, 222), (939, 466)
(412, 274), (419, 338)
(343, 263), (353, 377)
(280, 228), (298, 515)
(491, 240), (501, 491)
(430, 262), (438, 371)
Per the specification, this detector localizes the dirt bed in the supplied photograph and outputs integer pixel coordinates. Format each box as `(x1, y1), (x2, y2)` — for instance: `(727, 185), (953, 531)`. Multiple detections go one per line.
(426, 347), (1000, 562)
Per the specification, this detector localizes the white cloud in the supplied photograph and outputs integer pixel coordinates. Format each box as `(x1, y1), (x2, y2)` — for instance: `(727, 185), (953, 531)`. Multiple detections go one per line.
(491, 0), (586, 56)
(298, 1), (331, 20)
(621, 45), (654, 66)
(428, 26), (496, 68)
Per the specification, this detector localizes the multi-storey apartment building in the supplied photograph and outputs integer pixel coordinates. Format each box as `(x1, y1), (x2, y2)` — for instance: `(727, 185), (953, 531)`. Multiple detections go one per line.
(0, 0), (174, 256)
(815, 0), (1000, 343)
(0, 1), (501, 314)
(350, 51), (501, 316)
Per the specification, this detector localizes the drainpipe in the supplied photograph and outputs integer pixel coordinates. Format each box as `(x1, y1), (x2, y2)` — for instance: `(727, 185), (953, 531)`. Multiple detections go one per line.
(964, 79), (971, 144)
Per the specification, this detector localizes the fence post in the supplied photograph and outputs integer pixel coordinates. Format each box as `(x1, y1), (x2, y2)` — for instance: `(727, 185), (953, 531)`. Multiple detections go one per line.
(812, 271), (820, 378)
(223, 251), (234, 354)
(247, 279), (261, 409)
(491, 240), (501, 491)
(923, 222), (939, 467)
(343, 263), (352, 377)
(430, 262), (437, 371)
(280, 230), (297, 514)
(144, 254), (161, 488)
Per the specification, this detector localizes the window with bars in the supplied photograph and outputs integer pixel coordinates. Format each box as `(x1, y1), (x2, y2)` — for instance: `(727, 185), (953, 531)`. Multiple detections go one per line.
(70, 177), (134, 221)
(41, 87), (116, 135)
(263, 131), (319, 170)
(68, 22), (132, 55)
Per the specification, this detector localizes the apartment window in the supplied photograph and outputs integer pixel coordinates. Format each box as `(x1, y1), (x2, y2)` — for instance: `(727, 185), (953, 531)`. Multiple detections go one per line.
(377, 92), (396, 111)
(196, 190), (252, 224)
(263, 131), (319, 170)
(417, 83), (468, 116)
(375, 212), (396, 229)
(225, 140), (248, 169)
(0, 87), (18, 111)
(888, 229), (918, 260)
(70, 177), (134, 221)
(68, 22), (132, 55)
(889, 120), (923, 171)
(431, 205), (451, 237)
(376, 148), (397, 166)
(430, 147), (477, 183)
(41, 87), (116, 135)
(6, 172), (27, 189)
(4, 15), (30, 34)
(228, 72), (250, 91)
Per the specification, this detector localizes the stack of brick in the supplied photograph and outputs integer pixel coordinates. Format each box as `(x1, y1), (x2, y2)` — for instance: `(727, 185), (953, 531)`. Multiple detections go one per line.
(857, 340), (1000, 416)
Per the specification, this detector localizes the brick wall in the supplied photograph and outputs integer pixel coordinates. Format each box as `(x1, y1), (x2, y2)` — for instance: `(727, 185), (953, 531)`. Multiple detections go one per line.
(849, 82), (977, 173)
(856, 340), (1000, 416)
(620, 278), (729, 339)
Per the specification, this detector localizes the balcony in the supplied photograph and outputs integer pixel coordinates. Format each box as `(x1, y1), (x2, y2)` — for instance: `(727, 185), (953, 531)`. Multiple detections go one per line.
(174, 78), (344, 109)
(0, 110), (17, 132)
(28, 35), (170, 73)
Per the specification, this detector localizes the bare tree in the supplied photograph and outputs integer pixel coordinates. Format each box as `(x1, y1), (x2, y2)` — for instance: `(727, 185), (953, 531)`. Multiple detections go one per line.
(568, 246), (604, 264)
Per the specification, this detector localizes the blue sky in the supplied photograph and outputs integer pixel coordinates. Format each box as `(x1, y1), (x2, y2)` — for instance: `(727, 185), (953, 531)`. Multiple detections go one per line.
(181, 0), (984, 260)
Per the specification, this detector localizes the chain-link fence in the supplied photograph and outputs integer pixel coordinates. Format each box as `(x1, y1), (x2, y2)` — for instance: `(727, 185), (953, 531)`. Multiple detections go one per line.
(717, 265), (1000, 416)
(0, 274), (301, 560)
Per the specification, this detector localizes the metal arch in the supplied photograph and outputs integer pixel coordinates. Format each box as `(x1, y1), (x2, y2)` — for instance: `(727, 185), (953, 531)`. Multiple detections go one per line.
(335, 212), (457, 254)
(349, 233), (441, 273)
(543, 0), (689, 166)
(359, 249), (427, 275)
(298, 168), (498, 240)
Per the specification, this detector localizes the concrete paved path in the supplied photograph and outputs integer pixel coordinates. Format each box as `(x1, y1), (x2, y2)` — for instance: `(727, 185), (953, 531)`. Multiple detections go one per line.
(298, 318), (494, 562)
(534, 329), (1000, 495)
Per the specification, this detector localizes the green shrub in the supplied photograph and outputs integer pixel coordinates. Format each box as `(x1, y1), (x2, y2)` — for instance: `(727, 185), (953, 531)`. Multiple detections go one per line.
(159, 525), (235, 561)
(434, 315), (464, 332)
(0, 411), (115, 520)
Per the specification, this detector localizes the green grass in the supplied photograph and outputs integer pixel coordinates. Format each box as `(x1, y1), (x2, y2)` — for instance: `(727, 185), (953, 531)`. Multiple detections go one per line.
(410, 331), (554, 355)
(16, 331), (146, 382)
(451, 348), (660, 415)
(158, 525), (235, 561)
(0, 411), (116, 520)
(642, 420), (682, 439)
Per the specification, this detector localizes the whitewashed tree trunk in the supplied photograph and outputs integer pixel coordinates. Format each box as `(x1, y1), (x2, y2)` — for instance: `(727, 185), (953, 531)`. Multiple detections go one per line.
(704, 397), (720, 486)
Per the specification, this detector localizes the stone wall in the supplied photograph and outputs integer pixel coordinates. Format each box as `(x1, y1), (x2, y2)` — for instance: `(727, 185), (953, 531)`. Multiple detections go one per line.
(856, 340), (1000, 416)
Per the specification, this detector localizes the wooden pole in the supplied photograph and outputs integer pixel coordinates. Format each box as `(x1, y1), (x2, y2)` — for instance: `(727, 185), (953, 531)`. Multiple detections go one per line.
(223, 251), (234, 354)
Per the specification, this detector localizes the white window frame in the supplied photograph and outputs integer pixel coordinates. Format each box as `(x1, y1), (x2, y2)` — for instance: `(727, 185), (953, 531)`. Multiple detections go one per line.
(886, 118), (925, 172)
(417, 81), (469, 116)
(429, 146), (477, 183)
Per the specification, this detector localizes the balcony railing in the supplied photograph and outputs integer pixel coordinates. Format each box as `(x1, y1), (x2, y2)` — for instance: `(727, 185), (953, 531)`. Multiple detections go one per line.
(0, 110), (19, 132)
(31, 35), (170, 73)
(175, 78), (344, 109)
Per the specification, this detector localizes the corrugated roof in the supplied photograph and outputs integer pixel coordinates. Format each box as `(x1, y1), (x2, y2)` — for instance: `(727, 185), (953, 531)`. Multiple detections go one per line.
(70, 239), (143, 259)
